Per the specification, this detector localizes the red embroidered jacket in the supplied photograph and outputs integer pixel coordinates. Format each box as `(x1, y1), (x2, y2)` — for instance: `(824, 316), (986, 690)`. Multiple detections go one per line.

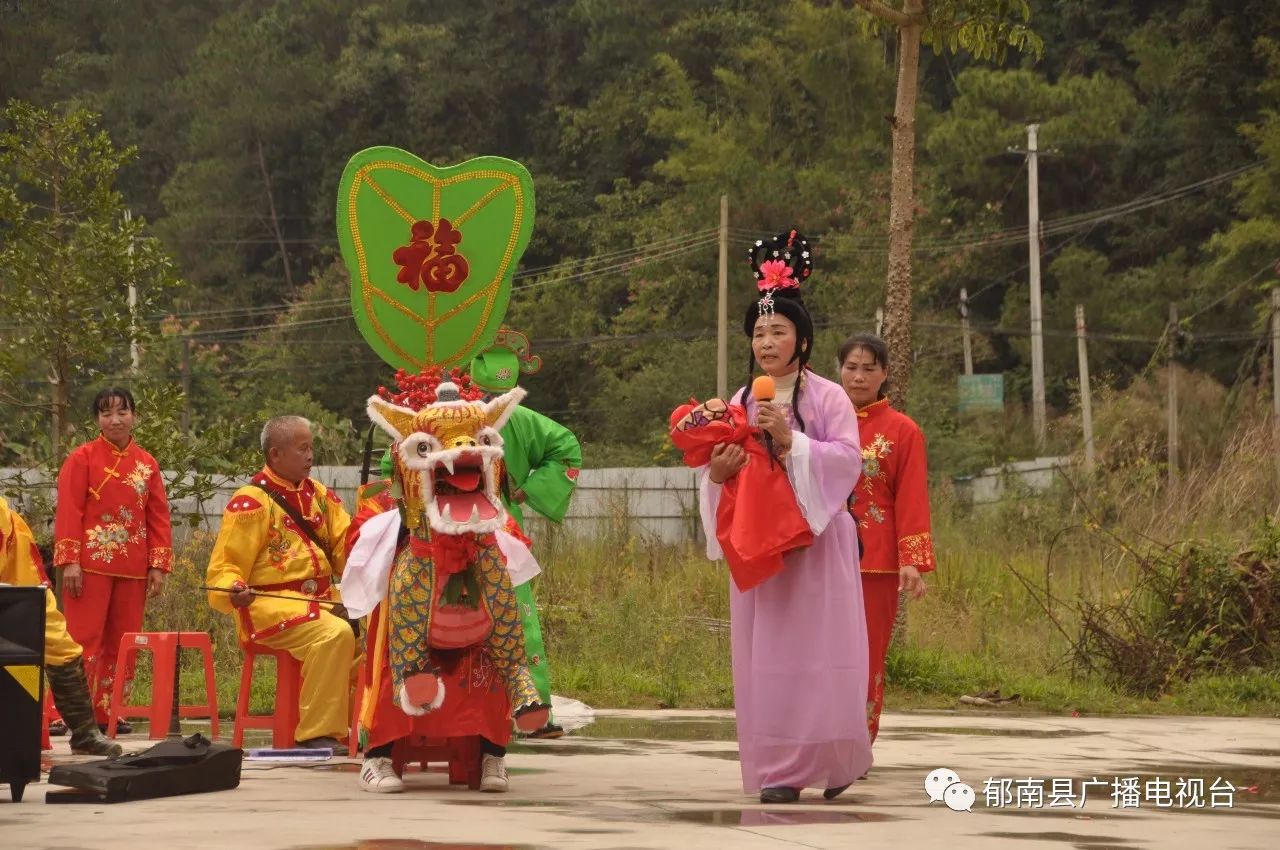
(849, 399), (936, 574)
(54, 435), (172, 578)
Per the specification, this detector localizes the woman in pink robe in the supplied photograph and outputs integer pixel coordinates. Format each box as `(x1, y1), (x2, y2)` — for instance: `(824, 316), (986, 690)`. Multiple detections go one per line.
(698, 230), (872, 803)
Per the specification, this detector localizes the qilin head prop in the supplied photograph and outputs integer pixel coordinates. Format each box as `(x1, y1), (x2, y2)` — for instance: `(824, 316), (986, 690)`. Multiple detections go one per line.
(367, 369), (524, 536)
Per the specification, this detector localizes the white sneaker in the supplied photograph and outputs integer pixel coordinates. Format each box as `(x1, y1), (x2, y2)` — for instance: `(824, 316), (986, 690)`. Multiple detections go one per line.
(480, 753), (508, 793)
(359, 757), (405, 794)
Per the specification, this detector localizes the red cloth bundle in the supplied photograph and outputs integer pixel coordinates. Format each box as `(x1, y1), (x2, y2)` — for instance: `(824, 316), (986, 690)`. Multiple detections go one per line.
(669, 398), (813, 591)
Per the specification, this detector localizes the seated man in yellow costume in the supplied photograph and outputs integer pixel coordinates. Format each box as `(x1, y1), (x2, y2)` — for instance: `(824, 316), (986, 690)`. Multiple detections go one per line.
(205, 415), (356, 754)
(0, 496), (121, 757)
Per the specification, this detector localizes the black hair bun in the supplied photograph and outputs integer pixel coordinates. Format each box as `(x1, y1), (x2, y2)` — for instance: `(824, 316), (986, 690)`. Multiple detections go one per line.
(747, 229), (812, 290)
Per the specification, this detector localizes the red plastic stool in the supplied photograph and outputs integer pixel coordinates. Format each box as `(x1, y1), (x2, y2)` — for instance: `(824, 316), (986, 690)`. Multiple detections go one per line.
(232, 643), (301, 749)
(107, 632), (220, 740)
(392, 735), (483, 790)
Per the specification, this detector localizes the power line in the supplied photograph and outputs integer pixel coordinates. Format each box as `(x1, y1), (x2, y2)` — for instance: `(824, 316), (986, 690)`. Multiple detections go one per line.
(1182, 255), (1280, 323)
(513, 229), (718, 279)
(0, 162), (1266, 343)
(0, 234), (721, 335)
(7, 310), (1271, 392)
(512, 234), (719, 294)
(732, 161), (1262, 253)
(185, 237), (723, 339)
(186, 313), (354, 341)
(155, 296), (351, 323)
(148, 160), (1268, 334)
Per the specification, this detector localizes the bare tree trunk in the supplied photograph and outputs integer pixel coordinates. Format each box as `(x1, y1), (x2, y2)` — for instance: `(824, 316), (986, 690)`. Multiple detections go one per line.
(48, 161), (71, 463)
(877, 0), (925, 652)
(51, 343), (71, 463)
(256, 136), (293, 288)
(883, 3), (923, 411)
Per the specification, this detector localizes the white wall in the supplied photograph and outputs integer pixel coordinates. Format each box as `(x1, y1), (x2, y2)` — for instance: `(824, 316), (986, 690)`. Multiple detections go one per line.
(1, 465), (705, 545)
(4, 457), (1071, 543)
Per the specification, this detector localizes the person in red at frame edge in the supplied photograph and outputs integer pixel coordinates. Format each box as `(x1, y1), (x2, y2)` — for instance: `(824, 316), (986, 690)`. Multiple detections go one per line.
(838, 334), (936, 746)
(53, 387), (172, 734)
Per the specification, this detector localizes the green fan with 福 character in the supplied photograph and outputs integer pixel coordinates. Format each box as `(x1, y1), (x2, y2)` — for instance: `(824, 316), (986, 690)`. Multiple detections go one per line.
(336, 147), (536, 371)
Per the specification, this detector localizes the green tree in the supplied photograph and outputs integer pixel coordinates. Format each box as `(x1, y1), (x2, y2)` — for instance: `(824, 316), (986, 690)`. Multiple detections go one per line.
(1206, 37), (1280, 298)
(0, 100), (179, 460)
(542, 1), (896, 447)
(233, 261), (385, 426)
(157, 3), (330, 300)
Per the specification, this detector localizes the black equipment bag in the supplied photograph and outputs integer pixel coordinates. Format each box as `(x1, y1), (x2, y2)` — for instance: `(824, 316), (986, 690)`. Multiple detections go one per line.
(47, 733), (242, 804)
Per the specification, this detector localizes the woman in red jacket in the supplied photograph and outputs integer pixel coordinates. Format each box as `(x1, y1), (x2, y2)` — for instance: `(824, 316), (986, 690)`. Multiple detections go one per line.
(54, 387), (172, 731)
(839, 335), (935, 744)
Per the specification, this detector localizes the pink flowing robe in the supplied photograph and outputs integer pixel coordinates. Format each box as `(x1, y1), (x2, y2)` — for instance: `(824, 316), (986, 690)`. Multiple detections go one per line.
(699, 370), (872, 793)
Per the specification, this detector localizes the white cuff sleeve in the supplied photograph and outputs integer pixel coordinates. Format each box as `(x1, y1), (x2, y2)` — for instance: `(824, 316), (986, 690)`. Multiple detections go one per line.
(697, 466), (724, 560)
(496, 528), (542, 587)
(340, 509), (400, 619)
(784, 431), (829, 536)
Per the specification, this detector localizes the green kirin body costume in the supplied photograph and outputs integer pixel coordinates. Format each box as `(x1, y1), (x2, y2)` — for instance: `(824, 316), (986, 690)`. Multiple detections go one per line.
(471, 343), (582, 716)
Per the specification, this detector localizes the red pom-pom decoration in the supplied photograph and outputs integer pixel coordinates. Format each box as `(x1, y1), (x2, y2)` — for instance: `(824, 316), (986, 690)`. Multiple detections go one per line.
(376, 365), (486, 410)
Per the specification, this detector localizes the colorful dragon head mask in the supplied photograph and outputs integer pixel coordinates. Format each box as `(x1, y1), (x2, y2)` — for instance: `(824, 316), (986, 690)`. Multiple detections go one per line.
(367, 381), (524, 535)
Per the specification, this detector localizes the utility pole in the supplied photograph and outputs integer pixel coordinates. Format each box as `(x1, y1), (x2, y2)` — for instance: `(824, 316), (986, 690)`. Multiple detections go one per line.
(1271, 289), (1279, 478)
(1271, 288), (1280, 420)
(960, 287), (973, 376)
(1026, 124), (1046, 451)
(1075, 304), (1095, 474)
(125, 209), (140, 373)
(181, 336), (192, 437)
(717, 195), (728, 400)
(1167, 303), (1179, 486)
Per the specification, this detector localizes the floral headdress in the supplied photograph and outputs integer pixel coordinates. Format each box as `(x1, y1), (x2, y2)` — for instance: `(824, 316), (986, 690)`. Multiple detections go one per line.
(747, 229), (812, 319)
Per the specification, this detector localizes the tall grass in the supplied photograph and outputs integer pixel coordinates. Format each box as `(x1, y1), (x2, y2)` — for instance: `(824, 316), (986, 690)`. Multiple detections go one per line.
(884, 370), (1280, 716)
(535, 516), (733, 709)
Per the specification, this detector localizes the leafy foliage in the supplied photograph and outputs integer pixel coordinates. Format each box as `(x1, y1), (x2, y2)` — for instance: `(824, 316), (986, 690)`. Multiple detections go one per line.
(0, 101), (179, 457)
(0, 1), (1278, 476)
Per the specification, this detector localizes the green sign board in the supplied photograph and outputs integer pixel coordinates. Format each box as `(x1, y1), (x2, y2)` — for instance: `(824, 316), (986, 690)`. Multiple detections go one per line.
(957, 374), (1004, 412)
(335, 148), (536, 371)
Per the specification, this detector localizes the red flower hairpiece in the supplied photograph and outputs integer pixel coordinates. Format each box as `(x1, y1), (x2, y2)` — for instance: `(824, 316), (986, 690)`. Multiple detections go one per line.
(757, 259), (799, 292)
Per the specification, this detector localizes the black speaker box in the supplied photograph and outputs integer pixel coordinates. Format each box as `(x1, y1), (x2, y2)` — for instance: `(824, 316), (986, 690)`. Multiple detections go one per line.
(0, 586), (45, 802)
(47, 734), (243, 803)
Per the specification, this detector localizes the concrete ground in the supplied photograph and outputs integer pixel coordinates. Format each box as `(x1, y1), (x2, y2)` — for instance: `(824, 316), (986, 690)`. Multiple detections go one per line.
(2, 709), (1277, 850)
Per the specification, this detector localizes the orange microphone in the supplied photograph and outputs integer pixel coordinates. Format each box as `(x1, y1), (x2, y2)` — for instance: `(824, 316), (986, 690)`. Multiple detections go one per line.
(751, 374), (776, 403)
(751, 375), (778, 461)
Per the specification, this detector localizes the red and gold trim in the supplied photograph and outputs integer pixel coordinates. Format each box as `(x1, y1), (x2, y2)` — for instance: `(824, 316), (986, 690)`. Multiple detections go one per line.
(148, 547), (173, 572)
(54, 538), (81, 566)
(87, 434), (133, 501)
(239, 603), (322, 642)
(856, 398), (890, 420)
(898, 531), (936, 572)
(252, 576), (332, 596)
(259, 465), (308, 492)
